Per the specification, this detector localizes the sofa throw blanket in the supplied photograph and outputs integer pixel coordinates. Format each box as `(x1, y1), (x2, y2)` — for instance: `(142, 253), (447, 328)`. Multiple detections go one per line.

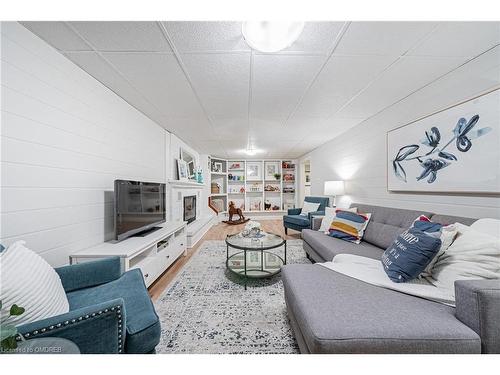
(319, 254), (456, 306)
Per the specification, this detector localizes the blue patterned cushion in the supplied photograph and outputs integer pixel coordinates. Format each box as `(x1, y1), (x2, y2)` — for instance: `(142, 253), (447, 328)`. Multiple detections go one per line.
(382, 228), (442, 283)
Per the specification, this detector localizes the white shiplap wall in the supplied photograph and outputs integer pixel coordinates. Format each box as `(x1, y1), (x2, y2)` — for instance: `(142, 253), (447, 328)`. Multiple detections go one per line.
(301, 46), (500, 219)
(0, 22), (167, 266)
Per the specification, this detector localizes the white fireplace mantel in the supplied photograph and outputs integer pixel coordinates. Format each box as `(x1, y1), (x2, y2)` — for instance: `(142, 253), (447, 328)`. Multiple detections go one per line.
(167, 179), (206, 189)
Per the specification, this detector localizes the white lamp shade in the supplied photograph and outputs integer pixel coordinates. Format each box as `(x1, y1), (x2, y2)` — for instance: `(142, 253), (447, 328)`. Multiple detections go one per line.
(324, 180), (345, 196)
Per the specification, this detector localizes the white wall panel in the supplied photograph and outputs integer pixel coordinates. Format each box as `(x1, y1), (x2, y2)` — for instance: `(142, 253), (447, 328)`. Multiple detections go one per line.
(0, 23), (167, 266)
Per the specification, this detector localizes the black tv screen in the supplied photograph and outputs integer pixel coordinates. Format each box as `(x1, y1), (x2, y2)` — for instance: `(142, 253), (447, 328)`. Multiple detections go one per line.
(114, 179), (166, 241)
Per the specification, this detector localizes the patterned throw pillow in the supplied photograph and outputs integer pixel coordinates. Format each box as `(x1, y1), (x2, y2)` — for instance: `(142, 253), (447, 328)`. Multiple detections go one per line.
(328, 210), (371, 244)
(382, 228), (442, 283)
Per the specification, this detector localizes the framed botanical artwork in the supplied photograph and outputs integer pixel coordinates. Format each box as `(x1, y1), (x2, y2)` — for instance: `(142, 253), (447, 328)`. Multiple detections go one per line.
(264, 161), (280, 180)
(246, 161), (262, 181)
(177, 159), (189, 181)
(387, 89), (499, 193)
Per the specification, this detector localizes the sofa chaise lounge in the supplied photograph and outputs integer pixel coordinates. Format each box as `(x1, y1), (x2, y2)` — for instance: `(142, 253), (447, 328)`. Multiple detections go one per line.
(282, 203), (500, 354)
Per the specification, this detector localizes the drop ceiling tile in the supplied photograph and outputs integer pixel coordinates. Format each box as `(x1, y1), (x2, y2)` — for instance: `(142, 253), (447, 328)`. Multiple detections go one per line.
(337, 55), (467, 118)
(296, 54), (397, 117)
(102, 52), (205, 118)
(169, 117), (216, 141)
(163, 22), (249, 52)
(69, 21), (173, 52)
(251, 54), (326, 121)
(334, 21), (437, 56)
(408, 22), (500, 58)
(281, 22), (345, 54)
(21, 22), (92, 51)
(181, 53), (250, 118)
(211, 118), (248, 140)
(248, 119), (296, 140)
(63, 52), (169, 126)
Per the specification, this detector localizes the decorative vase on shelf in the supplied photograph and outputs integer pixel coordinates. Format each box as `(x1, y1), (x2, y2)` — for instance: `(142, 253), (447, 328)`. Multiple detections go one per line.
(197, 168), (203, 183)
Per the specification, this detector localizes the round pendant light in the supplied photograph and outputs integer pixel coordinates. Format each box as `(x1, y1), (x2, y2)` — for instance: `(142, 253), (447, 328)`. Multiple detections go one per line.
(242, 21), (305, 53)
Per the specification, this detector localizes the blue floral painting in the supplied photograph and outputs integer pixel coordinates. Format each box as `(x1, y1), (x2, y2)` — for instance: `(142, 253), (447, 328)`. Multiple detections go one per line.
(387, 90), (499, 193)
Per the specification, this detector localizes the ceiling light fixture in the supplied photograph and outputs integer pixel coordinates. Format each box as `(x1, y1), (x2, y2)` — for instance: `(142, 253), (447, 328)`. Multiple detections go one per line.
(245, 147), (258, 156)
(242, 21), (305, 53)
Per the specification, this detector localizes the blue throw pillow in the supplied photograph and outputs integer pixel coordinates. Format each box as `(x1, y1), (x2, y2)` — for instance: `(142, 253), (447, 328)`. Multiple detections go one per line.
(381, 228), (442, 283)
(0, 243), (5, 252)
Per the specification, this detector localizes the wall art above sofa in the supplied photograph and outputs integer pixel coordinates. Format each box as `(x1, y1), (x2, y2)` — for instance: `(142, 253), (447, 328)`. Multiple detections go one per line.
(387, 89), (499, 193)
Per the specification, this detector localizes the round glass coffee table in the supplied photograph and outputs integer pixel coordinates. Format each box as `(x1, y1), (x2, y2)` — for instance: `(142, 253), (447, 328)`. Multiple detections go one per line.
(225, 231), (286, 289)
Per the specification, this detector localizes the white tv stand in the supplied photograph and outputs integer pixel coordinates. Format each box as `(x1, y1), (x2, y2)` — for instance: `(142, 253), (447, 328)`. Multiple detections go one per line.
(70, 221), (187, 287)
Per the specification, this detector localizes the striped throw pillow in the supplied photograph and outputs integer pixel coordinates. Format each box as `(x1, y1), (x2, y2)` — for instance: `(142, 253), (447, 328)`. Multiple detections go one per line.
(328, 209), (371, 244)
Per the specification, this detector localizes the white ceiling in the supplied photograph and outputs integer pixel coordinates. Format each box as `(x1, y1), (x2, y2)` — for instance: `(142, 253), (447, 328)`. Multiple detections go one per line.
(21, 21), (500, 158)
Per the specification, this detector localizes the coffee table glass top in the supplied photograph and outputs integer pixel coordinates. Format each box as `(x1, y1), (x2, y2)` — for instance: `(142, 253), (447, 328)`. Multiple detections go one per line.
(225, 231), (285, 250)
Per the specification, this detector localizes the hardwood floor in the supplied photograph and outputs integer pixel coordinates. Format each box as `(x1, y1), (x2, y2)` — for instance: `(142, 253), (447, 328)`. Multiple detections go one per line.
(148, 218), (301, 300)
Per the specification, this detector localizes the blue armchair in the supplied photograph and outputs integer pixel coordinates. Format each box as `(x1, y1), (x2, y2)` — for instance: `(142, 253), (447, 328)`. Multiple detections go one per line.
(283, 196), (329, 234)
(16, 257), (161, 354)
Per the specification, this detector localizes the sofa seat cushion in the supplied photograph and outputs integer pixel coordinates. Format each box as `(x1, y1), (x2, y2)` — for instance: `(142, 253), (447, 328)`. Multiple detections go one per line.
(302, 229), (383, 261)
(284, 215), (310, 227)
(67, 268), (160, 353)
(282, 264), (481, 354)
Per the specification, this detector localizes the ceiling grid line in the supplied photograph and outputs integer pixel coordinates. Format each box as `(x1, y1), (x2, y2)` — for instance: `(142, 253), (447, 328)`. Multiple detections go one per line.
(156, 21), (228, 157)
(63, 22), (174, 127)
(22, 21), (500, 159)
(279, 21), (351, 131)
(297, 43), (500, 159)
(246, 49), (254, 155)
(329, 23), (442, 118)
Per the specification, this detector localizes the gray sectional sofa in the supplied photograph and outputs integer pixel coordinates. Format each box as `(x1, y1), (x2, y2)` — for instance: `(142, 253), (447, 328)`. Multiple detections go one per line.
(282, 203), (500, 354)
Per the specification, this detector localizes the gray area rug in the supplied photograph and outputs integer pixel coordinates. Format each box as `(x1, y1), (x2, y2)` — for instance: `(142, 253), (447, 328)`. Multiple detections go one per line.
(154, 239), (310, 354)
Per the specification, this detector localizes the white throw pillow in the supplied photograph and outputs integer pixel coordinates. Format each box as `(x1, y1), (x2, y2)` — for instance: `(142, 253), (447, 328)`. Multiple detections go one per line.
(300, 201), (321, 216)
(430, 224), (500, 293)
(422, 223), (459, 276)
(318, 206), (358, 233)
(0, 241), (69, 326)
(471, 218), (500, 238)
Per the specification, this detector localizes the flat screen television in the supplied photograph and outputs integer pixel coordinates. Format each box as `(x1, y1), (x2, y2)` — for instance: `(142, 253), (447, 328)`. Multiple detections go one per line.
(114, 179), (166, 241)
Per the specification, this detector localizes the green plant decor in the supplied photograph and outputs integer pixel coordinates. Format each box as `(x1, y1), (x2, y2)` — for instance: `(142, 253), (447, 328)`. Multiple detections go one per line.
(273, 173), (281, 181)
(0, 300), (25, 350)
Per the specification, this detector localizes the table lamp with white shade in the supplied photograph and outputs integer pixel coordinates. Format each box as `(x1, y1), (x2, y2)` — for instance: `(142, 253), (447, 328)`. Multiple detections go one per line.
(324, 180), (345, 207)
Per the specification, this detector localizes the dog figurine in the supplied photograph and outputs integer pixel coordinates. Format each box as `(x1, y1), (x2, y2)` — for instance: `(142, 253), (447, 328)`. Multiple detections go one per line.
(228, 201), (245, 222)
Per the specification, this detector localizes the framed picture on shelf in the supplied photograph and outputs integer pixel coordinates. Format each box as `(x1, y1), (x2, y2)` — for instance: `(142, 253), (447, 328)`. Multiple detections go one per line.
(246, 161), (262, 181)
(264, 161), (280, 180)
(213, 162), (223, 173)
(176, 159), (189, 181)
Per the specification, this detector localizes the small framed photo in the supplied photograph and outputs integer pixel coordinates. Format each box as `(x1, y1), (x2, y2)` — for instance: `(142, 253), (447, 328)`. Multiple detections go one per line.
(213, 162), (223, 173)
(177, 159), (189, 181)
(246, 161), (262, 181)
(264, 161), (280, 180)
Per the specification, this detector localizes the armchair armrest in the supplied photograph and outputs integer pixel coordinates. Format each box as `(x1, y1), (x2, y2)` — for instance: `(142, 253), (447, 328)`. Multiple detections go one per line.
(17, 298), (126, 354)
(308, 210), (325, 221)
(287, 208), (302, 215)
(311, 216), (325, 231)
(455, 279), (500, 353)
(56, 256), (122, 292)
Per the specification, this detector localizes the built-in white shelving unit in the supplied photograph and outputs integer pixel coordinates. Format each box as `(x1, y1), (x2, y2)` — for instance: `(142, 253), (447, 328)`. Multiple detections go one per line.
(210, 158), (297, 214)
